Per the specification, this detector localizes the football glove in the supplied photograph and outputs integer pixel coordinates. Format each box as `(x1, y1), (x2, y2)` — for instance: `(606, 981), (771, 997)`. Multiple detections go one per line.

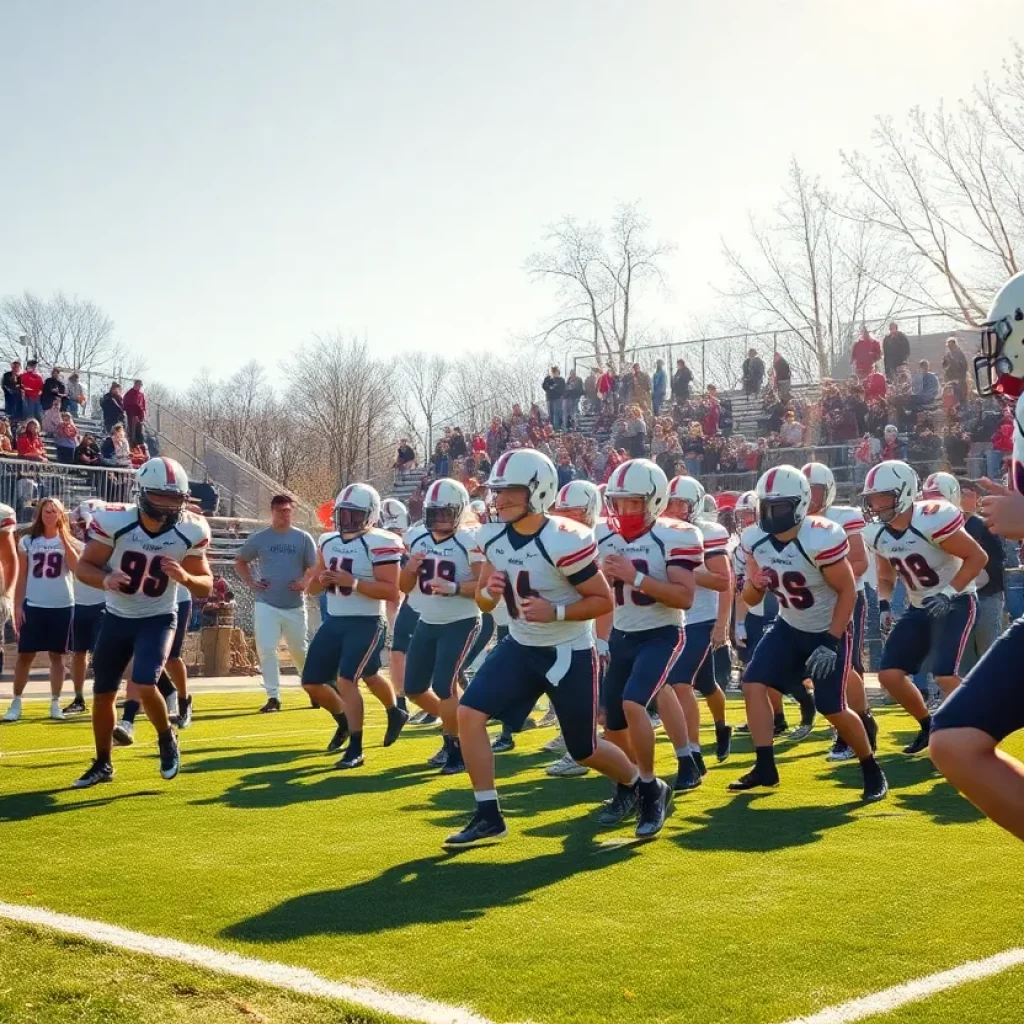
(922, 593), (952, 619)
(805, 635), (840, 681)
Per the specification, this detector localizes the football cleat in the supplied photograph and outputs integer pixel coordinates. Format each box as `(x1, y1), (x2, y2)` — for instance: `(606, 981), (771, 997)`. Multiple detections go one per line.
(537, 704), (558, 729)
(2, 698), (22, 723)
(542, 732), (567, 754)
(176, 696), (194, 730)
(673, 758), (702, 792)
(727, 768), (780, 791)
(490, 733), (515, 753)
(63, 696), (87, 715)
(49, 699), (65, 721)
(73, 759), (114, 789)
(635, 780), (673, 839)
(715, 724), (733, 763)
(335, 751), (365, 770)
(786, 720), (815, 743)
(112, 720), (134, 746)
(903, 727), (931, 756)
(596, 782), (639, 826)
(545, 753), (590, 777)
(158, 731), (180, 780)
(383, 706), (409, 747)
(443, 810), (508, 848)
(427, 744), (449, 767)
(327, 722), (349, 752)
(260, 697), (281, 714)
(439, 743), (466, 776)
(862, 769), (889, 804)
(826, 735), (854, 762)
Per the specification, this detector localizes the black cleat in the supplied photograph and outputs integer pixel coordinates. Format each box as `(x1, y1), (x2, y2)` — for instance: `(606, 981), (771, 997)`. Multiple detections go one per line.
(440, 745), (466, 776)
(259, 698), (281, 714)
(715, 724), (733, 763)
(862, 768), (889, 803)
(673, 758), (703, 792)
(443, 810), (508, 848)
(635, 779), (673, 838)
(412, 713), (438, 727)
(728, 768), (780, 791)
(427, 744), (448, 767)
(327, 722), (349, 752)
(773, 719), (790, 737)
(491, 733), (515, 753)
(158, 731), (180, 781)
(63, 696), (87, 715)
(597, 782), (639, 826)
(383, 706), (409, 747)
(903, 727), (930, 756)
(176, 696), (193, 730)
(335, 749), (364, 770)
(72, 759), (113, 789)
(735, 723), (750, 735)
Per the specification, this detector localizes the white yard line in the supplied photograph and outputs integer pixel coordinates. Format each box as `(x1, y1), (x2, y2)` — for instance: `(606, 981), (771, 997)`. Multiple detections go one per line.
(781, 947), (1024, 1023)
(0, 901), (499, 1024)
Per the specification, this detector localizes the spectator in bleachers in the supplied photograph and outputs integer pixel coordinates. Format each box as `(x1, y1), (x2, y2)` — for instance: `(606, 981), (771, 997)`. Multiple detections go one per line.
(851, 325), (882, 380)
(431, 440), (450, 478)
(101, 382), (126, 433)
(598, 364), (616, 413)
(16, 419), (47, 462)
(448, 426), (468, 459)
(20, 360), (44, 424)
(0, 418), (14, 457)
(556, 451), (575, 488)
(772, 352), (792, 401)
(564, 368), (584, 427)
(130, 441), (150, 468)
(683, 421), (705, 475)
(912, 359), (939, 407)
(883, 321), (911, 381)
(124, 379), (147, 446)
(631, 363), (652, 414)
(779, 408), (805, 446)
(74, 432), (100, 468)
(64, 373), (86, 416)
(943, 336), (969, 405)
(882, 424), (901, 461)
(652, 359), (667, 415)
(41, 367), (66, 422)
(584, 366), (600, 414)
(672, 357), (694, 404)
(944, 421), (970, 471)
(742, 348), (765, 395)
(623, 404), (647, 458)
(101, 422), (131, 468)
(542, 365), (566, 430)
(989, 407), (1014, 478)
(54, 411), (80, 464)
(471, 432), (487, 457)
(2, 361), (23, 422)
(864, 363), (887, 401)
(702, 385), (721, 437)
(394, 438), (416, 471)
(486, 416), (507, 459)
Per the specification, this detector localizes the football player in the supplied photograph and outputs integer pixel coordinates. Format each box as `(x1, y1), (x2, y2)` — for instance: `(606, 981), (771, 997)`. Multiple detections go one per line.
(733, 466), (886, 800)
(304, 484), (408, 769)
(663, 476), (734, 771)
(448, 449), (640, 846)
(803, 462), (879, 760)
(3, 498), (77, 723)
(65, 500), (107, 715)
(598, 459), (703, 835)
(379, 498), (411, 714)
(863, 460), (986, 754)
(72, 458), (212, 788)
(399, 479), (483, 775)
(931, 269), (1024, 841)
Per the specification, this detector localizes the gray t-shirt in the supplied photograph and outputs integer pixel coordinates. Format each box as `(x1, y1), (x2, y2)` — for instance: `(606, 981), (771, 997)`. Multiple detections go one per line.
(237, 526), (316, 609)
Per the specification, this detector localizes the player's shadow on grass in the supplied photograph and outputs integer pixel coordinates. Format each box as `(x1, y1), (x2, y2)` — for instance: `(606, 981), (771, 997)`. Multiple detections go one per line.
(0, 788), (159, 823)
(225, 828), (639, 941)
(891, 779), (985, 825)
(182, 748), (327, 776)
(668, 793), (863, 852)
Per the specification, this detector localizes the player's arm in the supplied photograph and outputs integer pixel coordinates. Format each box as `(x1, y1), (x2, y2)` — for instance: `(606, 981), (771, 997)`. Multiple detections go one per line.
(361, 560), (400, 603)
(163, 552), (214, 600)
(846, 532), (868, 581)
(938, 528), (988, 593)
(60, 532), (80, 573)
(741, 552), (768, 608)
(76, 538), (125, 591)
(399, 549), (425, 595)
(520, 563), (612, 623)
(635, 563), (695, 609)
(709, 554), (734, 645)
(978, 479), (1024, 539)
(821, 557), (856, 637)
(874, 553), (895, 602)
(694, 555), (731, 593)
(0, 528), (19, 601)
(13, 547), (28, 626)
(307, 547), (328, 596)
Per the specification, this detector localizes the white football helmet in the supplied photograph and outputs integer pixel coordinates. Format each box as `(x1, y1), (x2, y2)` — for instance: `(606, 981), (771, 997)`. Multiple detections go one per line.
(379, 497), (409, 533)
(424, 478), (470, 534)
(554, 479), (602, 528)
(734, 490), (758, 528)
(605, 459), (668, 539)
(136, 457), (189, 526)
(469, 498), (488, 524)
(974, 270), (1024, 399)
(486, 449), (558, 518)
(922, 471), (961, 508)
(702, 494), (719, 518)
(596, 482), (609, 516)
(666, 475), (705, 523)
(861, 460), (919, 523)
(334, 482), (381, 534)
(755, 465), (811, 535)
(71, 498), (105, 540)
(802, 461), (836, 514)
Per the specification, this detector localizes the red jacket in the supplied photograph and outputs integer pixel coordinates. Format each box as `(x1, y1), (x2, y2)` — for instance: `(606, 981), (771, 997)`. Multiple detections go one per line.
(851, 337), (881, 376)
(20, 370), (43, 400)
(864, 371), (886, 401)
(993, 422), (1015, 453)
(17, 433), (46, 459)
(123, 387), (147, 418)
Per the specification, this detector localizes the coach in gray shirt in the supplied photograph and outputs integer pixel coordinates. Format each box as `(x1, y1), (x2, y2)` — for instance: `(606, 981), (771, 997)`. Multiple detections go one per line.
(235, 494), (317, 712)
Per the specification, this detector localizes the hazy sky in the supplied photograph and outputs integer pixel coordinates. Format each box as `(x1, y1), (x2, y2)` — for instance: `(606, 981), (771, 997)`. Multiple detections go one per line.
(0, 0), (1014, 387)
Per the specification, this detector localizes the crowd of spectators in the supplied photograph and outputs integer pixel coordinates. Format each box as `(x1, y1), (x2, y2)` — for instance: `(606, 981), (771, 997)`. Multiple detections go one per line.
(394, 323), (1006, 505)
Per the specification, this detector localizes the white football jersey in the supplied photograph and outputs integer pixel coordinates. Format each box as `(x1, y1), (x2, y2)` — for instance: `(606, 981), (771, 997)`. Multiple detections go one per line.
(1012, 392), (1024, 496)
(319, 527), (403, 618)
(0, 503), (15, 533)
(864, 500), (973, 608)
(20, 534), (75, 608)
(72, 499), (108, 606)
(474, 515), (598, 650)
(402, 525), (483, 624)
(685, 517), (731, 625)
(88, 507), (211, 619)
(596, 519), (703, 632)
(732, 536), (765, 616)
(824, 504), (868, 593)
(742, 516), (850, 633)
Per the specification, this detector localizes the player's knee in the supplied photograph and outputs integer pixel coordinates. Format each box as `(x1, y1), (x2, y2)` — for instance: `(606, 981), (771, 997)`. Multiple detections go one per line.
(457, 703), (487, 731)
(878, 669), (903, 690)
(929, 727), (995, 773)
(567, 733), (597, 763)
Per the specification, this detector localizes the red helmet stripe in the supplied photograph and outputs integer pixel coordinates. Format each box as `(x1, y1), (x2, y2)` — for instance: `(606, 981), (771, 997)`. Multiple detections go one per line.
(865, 466), (878, 491)
(428, 481), (442, 503)
(614, 464), (630, 490)
(160, 457), (177, 486)
(558, 484), (570, 502)
(765, 469), (777, 492)
(341, 485), (353, 503)
(494, 452), (514, 476)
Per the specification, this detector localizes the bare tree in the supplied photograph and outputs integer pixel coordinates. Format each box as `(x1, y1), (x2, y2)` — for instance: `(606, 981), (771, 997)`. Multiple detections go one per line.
(0, 291), (136, 372)
(391, 352), (450, 462)
(842, 47), (1024, 324)
(527, 202), (673, 367)
(720, 160), (904, 380)
(442, 351), (545, 436)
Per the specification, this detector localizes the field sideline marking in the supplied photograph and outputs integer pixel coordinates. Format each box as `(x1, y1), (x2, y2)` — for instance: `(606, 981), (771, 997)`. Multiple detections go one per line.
(0, 901), (500, 1024)
(780, 947), (1024, 1023)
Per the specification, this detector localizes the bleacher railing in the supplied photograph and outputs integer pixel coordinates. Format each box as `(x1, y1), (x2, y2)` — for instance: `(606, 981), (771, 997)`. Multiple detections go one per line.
(0, 459), (136, 518)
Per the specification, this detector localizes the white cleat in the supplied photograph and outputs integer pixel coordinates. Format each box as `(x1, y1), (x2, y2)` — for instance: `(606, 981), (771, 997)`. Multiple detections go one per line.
(2, 698), (22, 723)
(49, 699), (65, 721)
(112, 720), (135, 746)
(537, 704), (559, 729)
(543, 732), (567, 754)
(545, 753), (590, 777)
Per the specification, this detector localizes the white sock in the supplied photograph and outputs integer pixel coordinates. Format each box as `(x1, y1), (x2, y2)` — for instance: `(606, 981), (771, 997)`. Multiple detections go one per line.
(688, 742), (702, 756)
(639, 770), (656, 783)
(474, 790), (498, 803)
(674, 746), (691, 758)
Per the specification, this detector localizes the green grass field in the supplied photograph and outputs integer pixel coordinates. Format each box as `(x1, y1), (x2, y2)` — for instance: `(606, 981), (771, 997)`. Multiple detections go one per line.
(1, 691), (1023, 1024)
